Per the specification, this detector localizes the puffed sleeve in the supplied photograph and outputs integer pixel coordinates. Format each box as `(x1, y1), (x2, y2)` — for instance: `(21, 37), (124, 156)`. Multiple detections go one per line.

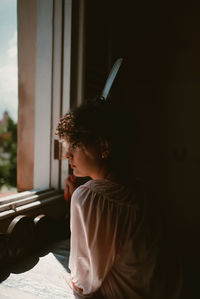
(68, 185), (117, 296)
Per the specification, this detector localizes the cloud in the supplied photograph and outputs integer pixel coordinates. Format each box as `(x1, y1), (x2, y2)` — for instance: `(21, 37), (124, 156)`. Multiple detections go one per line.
(7, 31), (17, 58)
(0, 31), (18, 122)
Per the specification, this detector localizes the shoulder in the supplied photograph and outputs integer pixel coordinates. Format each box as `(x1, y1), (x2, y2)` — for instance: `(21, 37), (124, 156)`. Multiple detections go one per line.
(72, 179), (139, 207)
(71, 181), (106, 223)
(71, 180), (100, 208)
(72, 179), (110, 198)
(70, 180), (107, 209)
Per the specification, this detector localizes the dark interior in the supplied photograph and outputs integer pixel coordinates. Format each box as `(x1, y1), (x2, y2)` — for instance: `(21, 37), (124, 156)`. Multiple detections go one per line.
(0, 1), (200, 298)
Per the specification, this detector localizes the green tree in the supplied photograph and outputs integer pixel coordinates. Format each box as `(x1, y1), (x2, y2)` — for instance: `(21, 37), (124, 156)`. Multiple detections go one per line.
(0, 116), (17, 189)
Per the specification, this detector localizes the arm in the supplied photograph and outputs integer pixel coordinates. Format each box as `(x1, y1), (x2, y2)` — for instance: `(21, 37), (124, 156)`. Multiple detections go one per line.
(69, 186), (116, 297)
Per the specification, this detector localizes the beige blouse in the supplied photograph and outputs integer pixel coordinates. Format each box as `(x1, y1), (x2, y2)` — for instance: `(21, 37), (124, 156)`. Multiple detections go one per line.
(69, 179), (182, 298)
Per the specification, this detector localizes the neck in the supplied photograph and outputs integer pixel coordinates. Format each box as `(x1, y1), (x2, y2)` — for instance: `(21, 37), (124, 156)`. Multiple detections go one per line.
(90, 163), (111, 180)
(91, 165), (121, 184)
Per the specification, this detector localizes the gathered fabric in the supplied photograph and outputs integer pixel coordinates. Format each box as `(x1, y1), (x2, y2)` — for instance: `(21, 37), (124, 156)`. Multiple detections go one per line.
(69, 179), (182, 299)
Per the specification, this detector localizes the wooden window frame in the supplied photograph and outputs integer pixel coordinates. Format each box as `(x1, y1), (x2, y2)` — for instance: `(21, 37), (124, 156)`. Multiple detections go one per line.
(0, 0), (85, 224)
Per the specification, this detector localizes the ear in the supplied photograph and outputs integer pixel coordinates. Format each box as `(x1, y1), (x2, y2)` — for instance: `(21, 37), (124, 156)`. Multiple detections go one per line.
(100, 140), (111, 159)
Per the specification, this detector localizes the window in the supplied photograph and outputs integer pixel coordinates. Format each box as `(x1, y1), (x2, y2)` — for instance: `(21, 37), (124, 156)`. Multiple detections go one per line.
(0, 0), (86, 222)
(0, 0), (18, 196)
(17, 0), (71, 192)
(18, 0), (86, 191)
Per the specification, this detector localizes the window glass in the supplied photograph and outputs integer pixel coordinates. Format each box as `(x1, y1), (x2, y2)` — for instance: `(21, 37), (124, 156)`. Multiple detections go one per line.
(0, 0), (18, 197)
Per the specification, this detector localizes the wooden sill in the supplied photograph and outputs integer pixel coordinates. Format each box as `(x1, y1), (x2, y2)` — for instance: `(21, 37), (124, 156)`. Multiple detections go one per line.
(0, 189), (68, 234)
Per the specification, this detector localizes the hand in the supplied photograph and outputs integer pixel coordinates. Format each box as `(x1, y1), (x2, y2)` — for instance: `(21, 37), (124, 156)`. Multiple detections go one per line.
(65, 175), (77, 198)
(62, 273), (83, 294)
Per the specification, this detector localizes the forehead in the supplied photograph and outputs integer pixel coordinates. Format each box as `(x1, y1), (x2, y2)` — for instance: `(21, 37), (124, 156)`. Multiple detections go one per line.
(61, 140), (83, 153)
(61, 140), (73, 152)
(59, 140), (76, 159)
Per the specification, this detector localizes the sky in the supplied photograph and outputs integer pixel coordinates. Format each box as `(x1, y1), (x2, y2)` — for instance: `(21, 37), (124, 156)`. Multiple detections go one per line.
(0, 0), (18, 122)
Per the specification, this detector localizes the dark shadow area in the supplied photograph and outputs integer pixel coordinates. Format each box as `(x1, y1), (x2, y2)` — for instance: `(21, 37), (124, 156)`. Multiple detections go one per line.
(0, 254), (39, 283)
(0, 239), (73, 299)
(0, 271), (10, 283)
(0, 238), (70, 283)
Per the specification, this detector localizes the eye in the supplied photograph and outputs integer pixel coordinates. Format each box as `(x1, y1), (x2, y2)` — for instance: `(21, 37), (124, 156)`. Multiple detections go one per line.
(66, 151), (73, 159)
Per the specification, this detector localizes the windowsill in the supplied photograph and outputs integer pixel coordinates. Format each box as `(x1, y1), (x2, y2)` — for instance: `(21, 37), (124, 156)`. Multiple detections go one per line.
(0, 185), (18, 198)
(0, 189), (66, 222)
(0, 192), (18, 198)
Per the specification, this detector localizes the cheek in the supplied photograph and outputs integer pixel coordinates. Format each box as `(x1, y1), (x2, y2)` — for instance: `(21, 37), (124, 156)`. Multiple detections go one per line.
(76, 155), (97, 172)
(73, 157), (91, 176)
(80, 156), (93, 169)
(84, 147), (100, 162)
(73, 153), (88, 168)
(74, 147), (100, 173)
(85, 157), (101, 173)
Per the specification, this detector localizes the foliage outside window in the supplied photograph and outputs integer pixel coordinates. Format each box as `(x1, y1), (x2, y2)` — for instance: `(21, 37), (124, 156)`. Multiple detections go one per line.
(0, 111), (17, 190)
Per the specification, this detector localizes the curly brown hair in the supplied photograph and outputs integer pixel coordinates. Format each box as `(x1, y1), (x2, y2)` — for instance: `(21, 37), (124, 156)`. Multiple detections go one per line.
(56, 98), (138, 177)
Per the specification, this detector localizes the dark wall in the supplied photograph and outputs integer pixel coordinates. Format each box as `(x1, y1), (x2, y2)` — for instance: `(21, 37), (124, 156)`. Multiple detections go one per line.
(85, 1), (200, 297)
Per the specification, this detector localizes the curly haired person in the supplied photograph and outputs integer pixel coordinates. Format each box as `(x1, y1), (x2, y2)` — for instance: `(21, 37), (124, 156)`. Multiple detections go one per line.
(56, 98), (182, 299)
